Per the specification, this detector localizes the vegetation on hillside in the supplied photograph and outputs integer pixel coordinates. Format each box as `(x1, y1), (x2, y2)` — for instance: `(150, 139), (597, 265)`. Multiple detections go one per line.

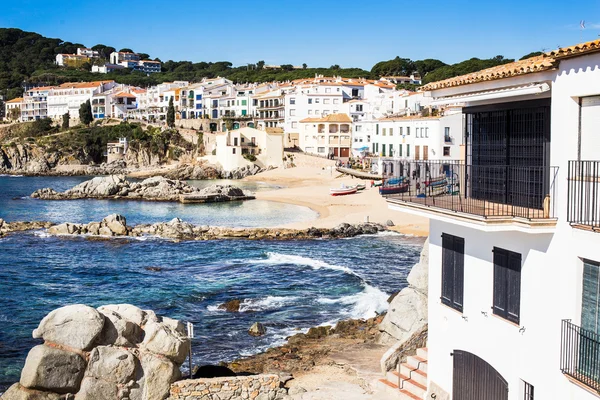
(0, 27), (539, 99)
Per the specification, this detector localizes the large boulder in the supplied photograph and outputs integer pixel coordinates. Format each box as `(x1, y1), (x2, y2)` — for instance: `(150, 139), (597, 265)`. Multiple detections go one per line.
(248, 322), (267, 337)
(218, 299), (242, 312)
(32, 305), (105, 350)
(74, 377), (119, 400)
(86, 346), (136, 384)
(0, 383), (61, 400)
(96, 308), (143, 347)
(102, 214), (127, 236)
(97, 304), (147, 326)
(140, 352), (181, 400)
(20, 345), (86, 394)
(141, 320), (190, 364)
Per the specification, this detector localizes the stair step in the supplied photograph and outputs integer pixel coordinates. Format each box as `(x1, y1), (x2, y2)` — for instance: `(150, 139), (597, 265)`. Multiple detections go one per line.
(416, 347), (428, 360)
(399, 389), (424, 400)
(377, 378), (401, 397)
(399, 375), (426, 398)
(400, 363), (427, 386)
(407, 355), (428, 373)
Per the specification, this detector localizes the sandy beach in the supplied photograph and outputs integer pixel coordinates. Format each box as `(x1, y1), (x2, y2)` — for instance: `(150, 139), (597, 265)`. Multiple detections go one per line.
(245, 164), (429, 237)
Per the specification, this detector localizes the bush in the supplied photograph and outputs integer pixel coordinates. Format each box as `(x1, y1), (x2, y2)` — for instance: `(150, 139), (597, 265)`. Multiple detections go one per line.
(243, 153), (257, 162)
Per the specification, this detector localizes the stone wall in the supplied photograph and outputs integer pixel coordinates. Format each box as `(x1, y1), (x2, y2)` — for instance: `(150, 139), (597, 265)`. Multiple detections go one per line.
(168, 375), (288, 400)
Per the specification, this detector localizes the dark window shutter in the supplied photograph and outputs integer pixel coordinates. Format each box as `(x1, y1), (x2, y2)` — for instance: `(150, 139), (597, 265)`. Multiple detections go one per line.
(506, 252), (522, 324)
(453, 237), (465, 312)
(441, 234), (455, 307)
(493, 248), (508, 318)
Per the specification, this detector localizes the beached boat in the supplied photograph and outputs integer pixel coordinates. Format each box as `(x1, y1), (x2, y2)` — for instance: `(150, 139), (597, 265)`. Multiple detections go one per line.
(330, 186), (358, 196)
(354, 184), (366, 191)
(379, 182), (409, 195)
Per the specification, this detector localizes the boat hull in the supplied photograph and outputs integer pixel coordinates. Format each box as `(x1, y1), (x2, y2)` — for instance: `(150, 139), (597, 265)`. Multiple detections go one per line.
(330, 188), (358, 196)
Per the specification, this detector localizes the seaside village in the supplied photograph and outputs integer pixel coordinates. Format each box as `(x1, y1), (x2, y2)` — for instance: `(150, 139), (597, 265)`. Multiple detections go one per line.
(3, 38), (600, 400)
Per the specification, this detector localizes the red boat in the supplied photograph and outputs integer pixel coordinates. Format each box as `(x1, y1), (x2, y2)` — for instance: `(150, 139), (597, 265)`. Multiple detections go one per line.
(379, 182), (409, 195)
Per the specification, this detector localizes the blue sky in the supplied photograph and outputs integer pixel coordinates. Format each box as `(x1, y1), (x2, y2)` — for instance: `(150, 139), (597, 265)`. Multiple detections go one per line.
(2, 0), (600, 69)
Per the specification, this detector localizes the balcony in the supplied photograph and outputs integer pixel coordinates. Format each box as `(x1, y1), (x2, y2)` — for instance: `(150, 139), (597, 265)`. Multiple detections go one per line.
(561, 319), (600, 393)
(568, 161), (600, 232)
(384, 160), (558, 230)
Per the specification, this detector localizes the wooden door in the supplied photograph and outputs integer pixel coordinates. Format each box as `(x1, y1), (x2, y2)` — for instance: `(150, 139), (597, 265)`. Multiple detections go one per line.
(423, 145), (429, 160)
(453, 350), (508, 400)
(415, 146), (420, 160)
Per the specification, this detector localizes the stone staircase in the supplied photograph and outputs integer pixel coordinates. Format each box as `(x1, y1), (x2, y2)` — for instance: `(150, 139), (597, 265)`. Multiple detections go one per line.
(377, 347), (428, 399)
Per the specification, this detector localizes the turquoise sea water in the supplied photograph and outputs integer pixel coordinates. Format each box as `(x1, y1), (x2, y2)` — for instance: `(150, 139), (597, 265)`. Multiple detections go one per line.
(0, 176), (425, 390)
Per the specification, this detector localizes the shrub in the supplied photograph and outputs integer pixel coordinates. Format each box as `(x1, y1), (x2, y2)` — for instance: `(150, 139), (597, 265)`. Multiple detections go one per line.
(243, 153), (257, 162)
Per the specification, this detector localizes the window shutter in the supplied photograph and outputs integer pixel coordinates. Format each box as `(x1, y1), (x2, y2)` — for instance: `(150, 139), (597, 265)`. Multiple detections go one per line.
(493, 249), (508, 318)
(506, 252), (522, 324)
(453, 237), (465, 312)
(582, 261), (600, 335)
(441, 234), (455, 307)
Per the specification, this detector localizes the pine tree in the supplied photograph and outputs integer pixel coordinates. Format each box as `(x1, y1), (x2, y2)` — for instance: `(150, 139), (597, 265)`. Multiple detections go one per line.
(167, 97), (175, 128)
(61, 113), (70, 130)
(79, 100), (93, 126)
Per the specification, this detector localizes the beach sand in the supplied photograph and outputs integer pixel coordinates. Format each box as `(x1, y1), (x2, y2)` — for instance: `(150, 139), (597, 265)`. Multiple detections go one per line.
(246, 165), (429, 237)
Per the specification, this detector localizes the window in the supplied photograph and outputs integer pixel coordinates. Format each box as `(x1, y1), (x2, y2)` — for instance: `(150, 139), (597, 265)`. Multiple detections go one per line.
(389, 144), (394, 157)
(290, 98), (296, 105)
(290, 109), (296, 116)
(232, 148), (236, 154)
(308, 98), (313, 104)
(355, 125), (362, 132)
(308, 110), (313, 115)
(317, 147), (325, 153)
(356, 105), (363, 112)
(407, 144), (410, 157)
(399, 127), (403, 135)
(389, 128), (393, 136)
(324, 99), (330, 104)
(441, 234), (464, 312)
(399, 144), (403, 157)
(425, 128), (429, 138)
(323, 110), (330, 115)
(333, 99), (339, 104)
(333, 110), (338, 114)
(382, 144), (386, 155)
(493, 247), (522, 324)
(443, 146), (451, 156)
(325, 88), (331, 93)
(376, 124), (379, 135)
(291, 122), (297, 129)
(241, 100), (247, 106)
(315, 98), (320, 103)
(522, 380), (534, 400)
(407, 127), (410, 135)
(582, 260), (600, 335)
(382, 128), (387, 136)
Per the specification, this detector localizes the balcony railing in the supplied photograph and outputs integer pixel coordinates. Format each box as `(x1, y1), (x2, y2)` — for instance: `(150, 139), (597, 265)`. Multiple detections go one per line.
(561, 319), (600, 393)
(568, 161), (600, 231)
(383, 160), (558, 221)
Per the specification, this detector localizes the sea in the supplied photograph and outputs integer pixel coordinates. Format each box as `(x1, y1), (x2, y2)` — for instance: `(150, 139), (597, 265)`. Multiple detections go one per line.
(0, 175), (425, 390)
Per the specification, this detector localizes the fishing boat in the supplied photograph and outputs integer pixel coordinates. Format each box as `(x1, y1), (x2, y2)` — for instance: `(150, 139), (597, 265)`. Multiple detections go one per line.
(330, 185), (358, 196)
(379, 182), (409, 195)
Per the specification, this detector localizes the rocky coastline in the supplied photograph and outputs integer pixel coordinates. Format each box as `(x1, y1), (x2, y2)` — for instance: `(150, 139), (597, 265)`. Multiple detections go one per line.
(30, 175), (255, 203)
(0, 213), (387, 240)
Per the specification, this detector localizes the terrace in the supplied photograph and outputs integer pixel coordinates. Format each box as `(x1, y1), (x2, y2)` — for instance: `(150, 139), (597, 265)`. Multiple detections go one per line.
(384, 160), (559, 230)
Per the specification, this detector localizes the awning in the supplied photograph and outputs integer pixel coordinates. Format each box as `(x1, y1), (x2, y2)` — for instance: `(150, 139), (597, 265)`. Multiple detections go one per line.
(430, 83), (550, 106)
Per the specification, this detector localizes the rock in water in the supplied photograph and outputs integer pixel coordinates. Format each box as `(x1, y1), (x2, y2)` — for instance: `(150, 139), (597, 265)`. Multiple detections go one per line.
(32, 304), (105, 350)
(248, 322), (267, 337)
(102, 214), (127, 235)
(218, 299), (242, 312)
(20, 345), (86, 393)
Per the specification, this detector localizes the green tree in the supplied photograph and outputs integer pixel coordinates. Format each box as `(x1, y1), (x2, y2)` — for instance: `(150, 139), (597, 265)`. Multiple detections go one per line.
(8, 106), (20, 120)
(302, 63), (307, 69)
(138, 53), (150, 60)
(396, 83), (419, 91)
(119, 48), (134, 53)
(79, 100), (93, 126)
(330, 64), (340, 70)
(167, 97), (175, 128)
(520, 51), (543, 60)
(91, 44), (116, 60)
(256, 60), (265, 70)
(280, 64), (294, 71)
(62, 112), (70, 130)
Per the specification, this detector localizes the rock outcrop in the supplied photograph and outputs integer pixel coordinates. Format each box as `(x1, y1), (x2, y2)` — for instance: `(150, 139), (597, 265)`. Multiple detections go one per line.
(30, 175), (255, 203)
(0, 220), (53, 237)
(38, 214), (387, 241)
(377, 237), (429, 372)
(248, 322), (267, 337)
(2, 304), (190, 400)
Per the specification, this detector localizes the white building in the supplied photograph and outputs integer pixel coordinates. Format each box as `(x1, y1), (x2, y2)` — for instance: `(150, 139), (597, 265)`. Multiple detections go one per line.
(21, 86), (53, 121)
(381, 39), (600, 400)
(298, 113), (352, 158)
(91, 63), (126, 74)
(48, 81), (117, 119)
(214, 127), (283, 171)
(4, 97), (24, 121)
(77, 48), (100, 58)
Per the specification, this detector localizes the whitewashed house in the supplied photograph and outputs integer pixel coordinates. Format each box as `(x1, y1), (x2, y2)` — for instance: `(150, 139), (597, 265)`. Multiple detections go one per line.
(380, 39), (600, 400)
(4, 97), (24, 121)
(214, 127), (283, 171)
(47, 81), (116, 119)
(298, 113), (352, 158)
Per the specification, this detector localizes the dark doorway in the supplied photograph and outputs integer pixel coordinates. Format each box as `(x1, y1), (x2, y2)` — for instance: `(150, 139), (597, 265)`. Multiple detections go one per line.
(465, 99), (551, 209)
(453, 350), (508, 400)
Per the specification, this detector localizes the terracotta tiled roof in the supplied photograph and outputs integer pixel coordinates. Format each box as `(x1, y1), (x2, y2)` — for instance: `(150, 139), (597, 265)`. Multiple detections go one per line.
(422, 39), (600, 91)
(547, 39), (600, 59)
(6, 97), (23, 103)
(114, 92), (136, 98)
(378, 115), (440, 121)
(299, 113), (352, 123)
(421, 55), (556, 90)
